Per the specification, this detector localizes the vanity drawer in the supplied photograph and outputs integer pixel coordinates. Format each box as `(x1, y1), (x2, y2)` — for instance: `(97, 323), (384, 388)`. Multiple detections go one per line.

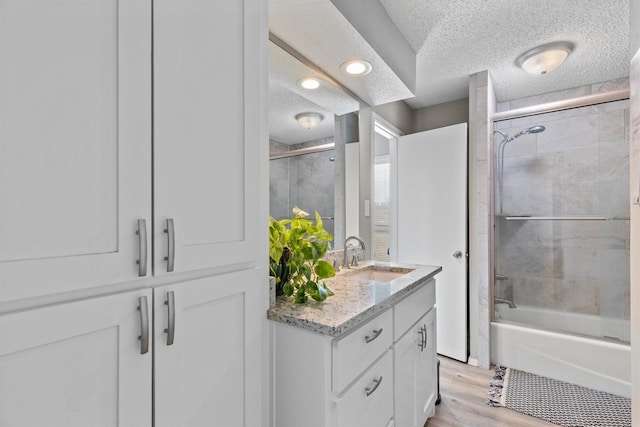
(332, 309), (393, 393)
(393, 279), (435, 340)
(334, 350), (393, 427)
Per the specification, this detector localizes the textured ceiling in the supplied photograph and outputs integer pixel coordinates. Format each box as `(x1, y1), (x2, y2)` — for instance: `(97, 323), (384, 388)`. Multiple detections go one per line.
(380, 0), (630, 108)
(268, 0), (630, 143)
(269, 42), (359, 144)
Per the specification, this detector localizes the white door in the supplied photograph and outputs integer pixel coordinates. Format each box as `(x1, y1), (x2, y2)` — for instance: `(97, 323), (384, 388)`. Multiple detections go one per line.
(0, 289), (153, 426)
(0, 0), (152, 303)
(154, 269), (263, 426)
(397, 123), (468, 361)
(153, 0), (262, 274)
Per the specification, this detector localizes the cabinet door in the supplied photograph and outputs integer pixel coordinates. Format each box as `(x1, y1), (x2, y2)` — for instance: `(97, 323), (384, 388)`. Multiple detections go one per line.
(416, 308), (438, 422)
(394, 321), (420, 427)
(153, 0), (262, 274)
(0, 0), (152, 302)
(394, 308), (437, 427)
(0, 289), (153, 426)
(154, 269), (263, 426)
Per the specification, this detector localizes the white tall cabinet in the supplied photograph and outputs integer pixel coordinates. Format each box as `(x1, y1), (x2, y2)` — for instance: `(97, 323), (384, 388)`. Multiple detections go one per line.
(0, 0), (267, 424)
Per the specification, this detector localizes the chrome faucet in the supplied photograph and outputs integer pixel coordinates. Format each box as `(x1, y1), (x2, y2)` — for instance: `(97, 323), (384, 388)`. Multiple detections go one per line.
(343, 236), (366, 268)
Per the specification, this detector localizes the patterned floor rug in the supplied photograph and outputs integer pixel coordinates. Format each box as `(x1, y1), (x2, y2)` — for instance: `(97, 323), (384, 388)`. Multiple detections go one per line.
(487, 366), (631, 427)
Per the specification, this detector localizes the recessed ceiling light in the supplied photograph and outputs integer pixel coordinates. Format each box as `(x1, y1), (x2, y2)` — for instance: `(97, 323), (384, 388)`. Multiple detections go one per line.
(298, 77), (320, 90)
(340, 59), (372, 76)
(295, 112), (324, 129)
(515, 41), (574, 75)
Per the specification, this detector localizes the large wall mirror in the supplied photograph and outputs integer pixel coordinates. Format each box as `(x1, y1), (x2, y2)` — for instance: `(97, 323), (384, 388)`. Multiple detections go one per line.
(268, 35), (361, 249)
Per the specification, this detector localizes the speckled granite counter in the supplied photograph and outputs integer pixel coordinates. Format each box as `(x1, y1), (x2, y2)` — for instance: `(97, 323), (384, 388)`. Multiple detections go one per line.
(267, 261), (441, 337)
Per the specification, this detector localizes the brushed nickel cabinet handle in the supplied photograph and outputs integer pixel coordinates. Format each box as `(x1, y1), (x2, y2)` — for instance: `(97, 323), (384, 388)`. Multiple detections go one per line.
(164, 291), (175, 346)
(365, 328), (383, 344)
(164, 218), (175, 272)
(422, 324), (428, 348)
(136, 219), (147, 277)
(364, 376), (383, 397)
(137, 296), (149, 355)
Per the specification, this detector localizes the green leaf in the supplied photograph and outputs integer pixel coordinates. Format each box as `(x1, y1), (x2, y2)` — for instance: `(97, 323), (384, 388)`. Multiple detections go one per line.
(294, 287), (308, 303)
(304, 281), (318, 295)
(309, 284), (327, 301)
(283, 283), (294, 296)
(314, 260), (335, 279)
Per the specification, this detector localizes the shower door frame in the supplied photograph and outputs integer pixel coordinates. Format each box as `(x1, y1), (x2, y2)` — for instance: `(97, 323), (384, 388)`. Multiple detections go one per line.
(488, 88), (630, 323)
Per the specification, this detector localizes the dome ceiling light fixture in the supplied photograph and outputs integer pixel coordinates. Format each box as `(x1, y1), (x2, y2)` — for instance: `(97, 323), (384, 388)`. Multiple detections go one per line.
(295, 112), (324, 129)
(515, 41), (574, 75)
(298, 77), (321, 90)
(340, 59), (372, 76)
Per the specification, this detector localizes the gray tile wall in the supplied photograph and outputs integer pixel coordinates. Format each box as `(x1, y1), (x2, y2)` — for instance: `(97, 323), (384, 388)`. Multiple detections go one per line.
(269, 137), (336, 237)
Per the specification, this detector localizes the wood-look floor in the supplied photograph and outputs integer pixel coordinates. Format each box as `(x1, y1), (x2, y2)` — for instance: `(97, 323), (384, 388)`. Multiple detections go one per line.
(425, 356), (557, 427)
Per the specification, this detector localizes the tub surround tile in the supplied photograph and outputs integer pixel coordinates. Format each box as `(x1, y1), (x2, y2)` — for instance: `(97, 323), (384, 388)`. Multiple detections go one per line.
(599, 140), (630, 181)
(599, 109), (627, 142)
(537, 115), (599, 153)
(267, 261), (441, 337)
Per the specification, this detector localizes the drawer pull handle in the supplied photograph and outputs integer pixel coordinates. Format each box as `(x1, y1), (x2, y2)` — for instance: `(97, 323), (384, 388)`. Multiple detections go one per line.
(364, 376), (383, 397)
(365, 328), (383, 344)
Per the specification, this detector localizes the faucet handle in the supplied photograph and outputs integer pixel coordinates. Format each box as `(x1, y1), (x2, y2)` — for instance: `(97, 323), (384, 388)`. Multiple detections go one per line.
(333, 258), (340, 272)
(351, 254), (358, 267)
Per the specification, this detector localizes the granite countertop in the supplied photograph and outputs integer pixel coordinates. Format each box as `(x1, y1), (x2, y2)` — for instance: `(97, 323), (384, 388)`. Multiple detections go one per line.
(267, 261), (442, 337)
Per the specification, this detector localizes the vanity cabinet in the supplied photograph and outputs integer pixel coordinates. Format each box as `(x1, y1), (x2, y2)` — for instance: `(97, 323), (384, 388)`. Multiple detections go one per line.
(273, 277), (438, 427)
(275, 308), (394, 427)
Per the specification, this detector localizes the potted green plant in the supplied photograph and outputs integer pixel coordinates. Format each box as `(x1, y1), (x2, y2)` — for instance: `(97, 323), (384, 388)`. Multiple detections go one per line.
(269, 207), (336, 303)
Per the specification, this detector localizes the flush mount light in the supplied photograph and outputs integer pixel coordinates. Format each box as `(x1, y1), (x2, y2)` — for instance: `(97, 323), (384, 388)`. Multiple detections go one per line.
(298, 77), (321, 90)
(516, 41), (574, 75)
(295, 112), (324, 129)
(340, 59), (372, 76)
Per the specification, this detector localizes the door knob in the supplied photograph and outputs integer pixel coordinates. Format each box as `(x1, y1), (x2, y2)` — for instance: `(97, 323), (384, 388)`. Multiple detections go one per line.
(452, 251), (463, 259)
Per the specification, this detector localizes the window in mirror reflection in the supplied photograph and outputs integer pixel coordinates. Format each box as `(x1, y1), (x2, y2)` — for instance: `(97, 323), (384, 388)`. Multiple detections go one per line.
(372, 122), (398, 264)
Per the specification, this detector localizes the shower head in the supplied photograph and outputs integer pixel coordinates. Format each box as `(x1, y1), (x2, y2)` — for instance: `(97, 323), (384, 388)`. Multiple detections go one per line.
(496, 124), (546, 144)
(521, 125), (546, 135)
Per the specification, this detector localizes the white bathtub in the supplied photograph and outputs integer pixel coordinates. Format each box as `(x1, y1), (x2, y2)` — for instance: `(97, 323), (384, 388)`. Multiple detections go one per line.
(491, 305), (631, 398)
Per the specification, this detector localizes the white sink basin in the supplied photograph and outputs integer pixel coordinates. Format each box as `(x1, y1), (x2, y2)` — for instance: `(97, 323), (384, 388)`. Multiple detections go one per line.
(343, 266), (414, 283)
